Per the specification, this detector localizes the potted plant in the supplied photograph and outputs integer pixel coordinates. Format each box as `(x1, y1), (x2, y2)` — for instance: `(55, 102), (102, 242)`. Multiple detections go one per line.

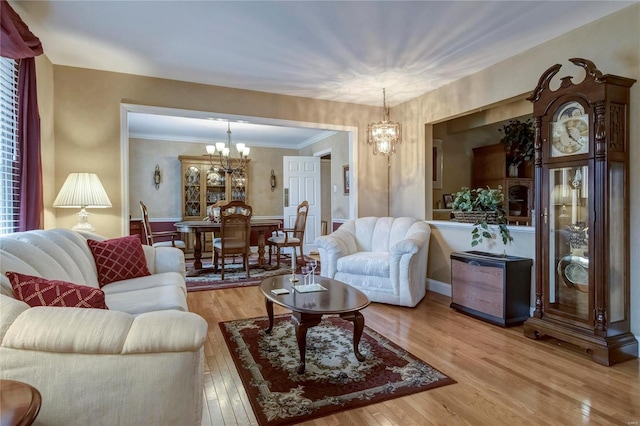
(499, 119), (534, 176)
(451, 186), (513, 247)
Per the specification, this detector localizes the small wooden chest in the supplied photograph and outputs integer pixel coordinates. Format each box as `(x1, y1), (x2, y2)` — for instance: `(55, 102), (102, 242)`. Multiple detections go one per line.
(450, 251), (532, 327)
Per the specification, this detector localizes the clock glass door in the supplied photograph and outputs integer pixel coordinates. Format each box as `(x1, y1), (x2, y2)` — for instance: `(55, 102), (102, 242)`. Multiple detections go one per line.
(547, 165), (591, 322)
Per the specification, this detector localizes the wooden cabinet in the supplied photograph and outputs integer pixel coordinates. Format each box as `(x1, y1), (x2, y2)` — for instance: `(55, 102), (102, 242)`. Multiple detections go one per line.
(473, 143), (534, 225)
(450, 251), (532, 327)
(129, 219), (144, 242)
(178, 156), (250, 221)
(523, 58), (637, 365)
(472, 143), (534, 225)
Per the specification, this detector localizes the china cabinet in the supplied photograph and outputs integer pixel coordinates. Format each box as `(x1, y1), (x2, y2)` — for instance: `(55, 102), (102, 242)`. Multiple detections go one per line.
(472, 143), (534, 225)
(179, 155), (249, 221)
(523, 58), (637, 365)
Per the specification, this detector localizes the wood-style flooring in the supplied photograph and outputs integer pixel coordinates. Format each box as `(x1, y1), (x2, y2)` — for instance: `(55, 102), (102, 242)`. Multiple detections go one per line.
(188, 288), (640, 426)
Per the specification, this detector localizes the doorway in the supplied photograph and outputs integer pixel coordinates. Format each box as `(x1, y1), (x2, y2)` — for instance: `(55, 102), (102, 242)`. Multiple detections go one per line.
(119, 103), (358, 235)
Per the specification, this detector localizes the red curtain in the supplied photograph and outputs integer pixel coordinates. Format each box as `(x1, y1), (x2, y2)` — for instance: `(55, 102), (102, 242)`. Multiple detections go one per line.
(1, 0), (44, 231)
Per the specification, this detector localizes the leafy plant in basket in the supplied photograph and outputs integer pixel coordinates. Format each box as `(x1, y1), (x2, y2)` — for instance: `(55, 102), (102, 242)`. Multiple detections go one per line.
(451, 186), (513, 247)
(499, 118), (534, 167)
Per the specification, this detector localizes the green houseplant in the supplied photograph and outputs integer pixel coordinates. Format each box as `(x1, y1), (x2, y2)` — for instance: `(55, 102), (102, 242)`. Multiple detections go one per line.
(499, 119), (534, 167)
(452, 186), (513, 247)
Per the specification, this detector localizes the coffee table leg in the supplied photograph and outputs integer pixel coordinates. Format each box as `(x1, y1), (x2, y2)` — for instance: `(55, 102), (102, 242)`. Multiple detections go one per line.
(295, 321), (308, 374)
(292, 312), (322, 374)
(264, 298), (274, 333)
(340, 310), (366, 362)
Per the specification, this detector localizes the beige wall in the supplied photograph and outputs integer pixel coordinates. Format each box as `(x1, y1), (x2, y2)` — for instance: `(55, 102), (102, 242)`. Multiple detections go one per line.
(129, 139), (298, 219)
(41, 4), (639, 335)
(299, 131), (350, 220)
(406, 6), (639, 337)
(392, 5), (640, 222)
(51, 68), (377, 236)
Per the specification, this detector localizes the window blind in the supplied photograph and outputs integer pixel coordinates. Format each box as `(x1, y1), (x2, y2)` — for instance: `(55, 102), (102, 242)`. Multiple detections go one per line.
(0, 57), (20, 234)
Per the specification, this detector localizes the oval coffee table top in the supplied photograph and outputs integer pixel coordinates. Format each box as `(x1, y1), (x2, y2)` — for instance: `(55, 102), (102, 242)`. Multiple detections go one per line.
(0, 379), (42, 426)
(260, 275), (370, 314)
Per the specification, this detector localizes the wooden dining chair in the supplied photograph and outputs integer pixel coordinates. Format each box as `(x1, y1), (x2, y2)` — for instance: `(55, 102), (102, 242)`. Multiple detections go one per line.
(139, 201), (186, 250)
(268, 200), (309, 268)
(212, 200), (252, 280)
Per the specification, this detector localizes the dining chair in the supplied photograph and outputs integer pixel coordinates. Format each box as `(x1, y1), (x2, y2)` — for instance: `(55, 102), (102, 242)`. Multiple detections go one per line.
(268, 200), (309, 268)
(139, 201), (186, 250)
(212, 200), (253, 280)
(206, 200), (229, 223)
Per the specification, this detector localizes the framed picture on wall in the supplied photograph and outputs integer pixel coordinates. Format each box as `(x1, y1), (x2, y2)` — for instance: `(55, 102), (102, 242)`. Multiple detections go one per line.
(443, 194), (454, 209)
(343, 165), (350, 195)
(433, 139), (443, 189)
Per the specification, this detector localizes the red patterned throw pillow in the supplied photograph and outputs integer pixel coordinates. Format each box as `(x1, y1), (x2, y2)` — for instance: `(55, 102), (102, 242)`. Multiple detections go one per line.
(87, 235), (151, 287)
(6, 272), (108, 309)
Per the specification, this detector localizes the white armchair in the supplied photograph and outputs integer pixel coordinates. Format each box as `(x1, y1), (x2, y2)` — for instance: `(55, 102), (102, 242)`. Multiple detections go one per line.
(314, 217), (431, 307)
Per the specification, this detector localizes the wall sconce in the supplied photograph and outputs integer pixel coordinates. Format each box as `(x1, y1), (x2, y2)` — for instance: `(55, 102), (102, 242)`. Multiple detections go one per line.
(154, 164), (161, 190)
(270, 169), (277, 192)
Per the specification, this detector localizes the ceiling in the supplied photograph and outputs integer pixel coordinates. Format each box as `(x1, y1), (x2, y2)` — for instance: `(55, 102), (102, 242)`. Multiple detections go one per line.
(11, 0), (636, 147)
(127, 112), (337, 149)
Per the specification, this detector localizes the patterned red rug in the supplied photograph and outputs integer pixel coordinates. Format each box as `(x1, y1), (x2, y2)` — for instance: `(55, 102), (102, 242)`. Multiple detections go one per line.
(219, 314), (456, 426)
(185, 254), (318, 292)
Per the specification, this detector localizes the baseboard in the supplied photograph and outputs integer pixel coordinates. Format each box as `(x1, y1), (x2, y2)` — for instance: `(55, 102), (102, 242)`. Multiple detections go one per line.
(427, 279), (451, 297)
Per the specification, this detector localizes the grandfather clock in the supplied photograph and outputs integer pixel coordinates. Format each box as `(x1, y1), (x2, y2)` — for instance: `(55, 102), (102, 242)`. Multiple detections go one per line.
(523, 58), (637, 365)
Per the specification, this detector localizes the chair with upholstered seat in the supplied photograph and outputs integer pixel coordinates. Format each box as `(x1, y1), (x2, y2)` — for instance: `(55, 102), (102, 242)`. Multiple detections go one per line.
(268, 201), (309, 268)
(140, 201), (186, 250)
(212, 200), (252, 280)
(206, 200), (229, 224)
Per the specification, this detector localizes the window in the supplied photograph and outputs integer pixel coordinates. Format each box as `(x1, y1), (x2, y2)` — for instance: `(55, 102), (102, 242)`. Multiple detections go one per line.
(0, 57), (20, 234)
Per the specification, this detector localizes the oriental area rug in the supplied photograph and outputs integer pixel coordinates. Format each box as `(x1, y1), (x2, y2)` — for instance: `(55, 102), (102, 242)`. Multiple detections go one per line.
(219, 315), (456, 426)
(185, 254), (318, 292)
(185, 260), (290, 291)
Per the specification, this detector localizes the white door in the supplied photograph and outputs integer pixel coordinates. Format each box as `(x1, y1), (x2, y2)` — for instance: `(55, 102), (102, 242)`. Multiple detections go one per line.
(283, 156), (321, 256)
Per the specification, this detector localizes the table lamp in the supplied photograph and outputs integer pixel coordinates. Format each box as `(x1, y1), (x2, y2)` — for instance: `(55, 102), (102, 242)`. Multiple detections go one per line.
(53, 172), (112, 232)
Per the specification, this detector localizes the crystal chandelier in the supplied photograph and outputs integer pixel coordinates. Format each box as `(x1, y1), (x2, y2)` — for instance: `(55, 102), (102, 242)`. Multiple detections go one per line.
(367, 88), (402, 155)
(205, 121), (250, 174)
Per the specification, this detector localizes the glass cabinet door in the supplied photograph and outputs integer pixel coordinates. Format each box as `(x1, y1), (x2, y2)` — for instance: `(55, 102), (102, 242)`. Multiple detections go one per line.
(206, 166), (226, 205)
(546, 165), (590, 322)
(183, 165), (202, 218)
(230, 169), (247, 201)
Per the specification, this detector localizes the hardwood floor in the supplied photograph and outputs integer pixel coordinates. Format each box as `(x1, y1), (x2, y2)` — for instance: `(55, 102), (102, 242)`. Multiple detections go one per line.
(188, 288), (640, 426)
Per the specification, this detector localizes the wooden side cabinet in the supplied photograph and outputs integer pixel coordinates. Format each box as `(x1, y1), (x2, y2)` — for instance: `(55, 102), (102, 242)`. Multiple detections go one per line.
(450, 251), (532, 327)
(129, 219), (144, 242)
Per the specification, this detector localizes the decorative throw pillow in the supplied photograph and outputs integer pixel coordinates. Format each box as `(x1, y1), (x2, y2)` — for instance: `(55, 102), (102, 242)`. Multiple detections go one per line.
(6, 272), (108, 309)
(87, 235), (151, 287)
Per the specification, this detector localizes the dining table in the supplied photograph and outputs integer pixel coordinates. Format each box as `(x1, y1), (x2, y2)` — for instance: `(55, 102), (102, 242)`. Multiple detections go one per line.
(174, 219), (281, 276)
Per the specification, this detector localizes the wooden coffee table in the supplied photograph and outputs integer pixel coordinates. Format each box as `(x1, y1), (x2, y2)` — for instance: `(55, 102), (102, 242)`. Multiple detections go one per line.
(260, 275), (370, 373)
(0, 379), (42, 426)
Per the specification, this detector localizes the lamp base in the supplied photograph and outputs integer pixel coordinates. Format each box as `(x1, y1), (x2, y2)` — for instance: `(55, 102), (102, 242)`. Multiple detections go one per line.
(72, 208), (95, 233)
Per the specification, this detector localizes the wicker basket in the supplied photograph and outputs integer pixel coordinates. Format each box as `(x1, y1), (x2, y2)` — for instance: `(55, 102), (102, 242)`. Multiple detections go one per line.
(453, 210), (498, 224)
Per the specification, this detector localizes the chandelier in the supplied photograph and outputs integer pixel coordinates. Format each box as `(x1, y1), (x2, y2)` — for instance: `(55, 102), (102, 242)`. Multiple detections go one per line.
(367, 88), (402, 155)
(205, 121), (250, 174)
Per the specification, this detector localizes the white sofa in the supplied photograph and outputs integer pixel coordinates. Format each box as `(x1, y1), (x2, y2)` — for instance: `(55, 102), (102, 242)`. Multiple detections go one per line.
(315, 217), (431, 307)
(0, 229), (207, 425)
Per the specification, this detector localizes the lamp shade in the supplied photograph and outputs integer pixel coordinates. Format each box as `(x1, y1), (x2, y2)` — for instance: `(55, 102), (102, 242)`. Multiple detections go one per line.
(53, 173), (112, 208)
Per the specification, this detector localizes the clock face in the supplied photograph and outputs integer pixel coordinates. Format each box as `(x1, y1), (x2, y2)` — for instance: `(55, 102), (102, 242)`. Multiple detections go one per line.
(551, 101), (589, 157)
